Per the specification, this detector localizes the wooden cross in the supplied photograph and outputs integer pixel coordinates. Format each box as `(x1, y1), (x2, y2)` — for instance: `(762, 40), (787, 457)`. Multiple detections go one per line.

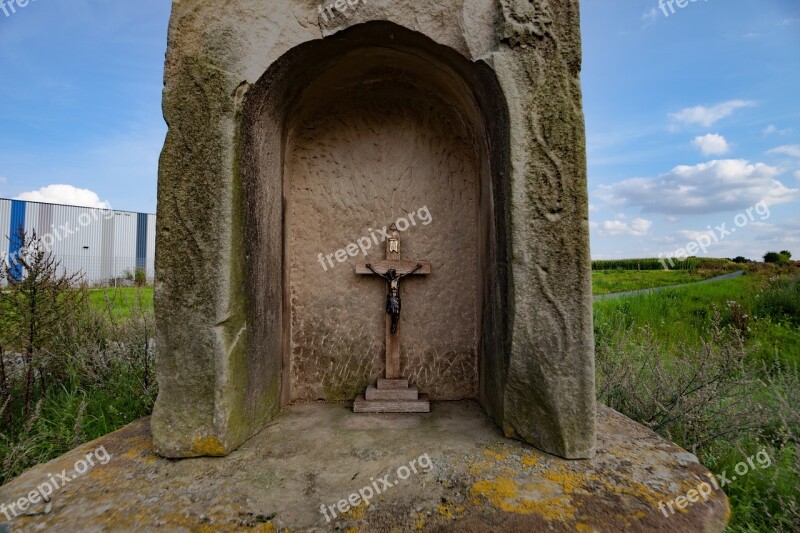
(355, 224), (431, 380)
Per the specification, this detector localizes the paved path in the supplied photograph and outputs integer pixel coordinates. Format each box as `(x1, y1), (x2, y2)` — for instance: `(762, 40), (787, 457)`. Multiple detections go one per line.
(593, 270), (745, 301)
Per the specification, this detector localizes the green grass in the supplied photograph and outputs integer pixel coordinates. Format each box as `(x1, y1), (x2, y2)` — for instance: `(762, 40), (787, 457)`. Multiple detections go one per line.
(2, 284), (156, 484)
(594, 273), (800, 367)
(594, 270), (800, 530)
(592, 269), (733, 296)
(592, 257), (737, 271)
(88, 287), (154, 319)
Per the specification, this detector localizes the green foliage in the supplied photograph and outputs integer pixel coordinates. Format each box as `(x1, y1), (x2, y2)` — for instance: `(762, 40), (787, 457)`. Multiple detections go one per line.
(592, 257), (735, 271)
(764, 251), (791, 266)
(88, 287), (154, 320)
(123, 268), (149, 287)
(0, 234), (156, 484)
(0, 230), (87, 423)
(592, 269), (727, 296)
(595, 272), (800, 531)
(753, 276), (800, 328)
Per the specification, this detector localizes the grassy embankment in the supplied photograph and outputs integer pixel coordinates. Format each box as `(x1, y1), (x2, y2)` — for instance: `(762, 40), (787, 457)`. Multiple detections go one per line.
(1, 286), (155, 485)
(594, 263), (799, 531)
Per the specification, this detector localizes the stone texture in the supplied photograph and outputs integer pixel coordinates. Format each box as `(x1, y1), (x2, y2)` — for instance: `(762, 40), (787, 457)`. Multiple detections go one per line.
(365, 386), (420, 401)
(285, 61), (480, 401)
(154, 0), (595, 459)
(0, 403), (729, 532)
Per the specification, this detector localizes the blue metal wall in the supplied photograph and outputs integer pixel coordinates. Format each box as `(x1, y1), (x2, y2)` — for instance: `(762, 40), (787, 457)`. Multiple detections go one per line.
(8, 200), (26, 280)
(136, 212), (148, 271)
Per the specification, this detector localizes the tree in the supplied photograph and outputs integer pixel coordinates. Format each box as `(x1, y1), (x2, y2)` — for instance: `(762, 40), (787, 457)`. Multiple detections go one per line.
(763, 251), (790, 266)
(0, 229), (86, 420)
(779, 250), (792, 260)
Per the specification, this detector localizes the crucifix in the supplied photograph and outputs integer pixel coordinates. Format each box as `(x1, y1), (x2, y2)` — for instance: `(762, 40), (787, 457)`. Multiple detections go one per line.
(353, 224), (432, 413)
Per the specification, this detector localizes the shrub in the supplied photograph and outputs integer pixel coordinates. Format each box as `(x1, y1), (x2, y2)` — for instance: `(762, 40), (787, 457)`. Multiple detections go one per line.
(753, 276), (800, 327)
(0, 231), (156, 484)
(596, 311), (800, 531)
(597, 312), (764, 451)
(764, 251), (791, 266)
(0, 230), (86, 422)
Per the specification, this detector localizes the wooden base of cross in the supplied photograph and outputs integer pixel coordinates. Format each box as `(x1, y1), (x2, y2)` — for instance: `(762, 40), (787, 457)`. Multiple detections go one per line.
(353, 224), (431, 414)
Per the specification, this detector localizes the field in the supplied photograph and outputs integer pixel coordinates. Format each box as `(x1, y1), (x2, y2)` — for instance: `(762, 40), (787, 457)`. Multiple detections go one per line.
(592, 268), (736, 296)
(594, 266), (800, 530)
(88, 286), (154, 319)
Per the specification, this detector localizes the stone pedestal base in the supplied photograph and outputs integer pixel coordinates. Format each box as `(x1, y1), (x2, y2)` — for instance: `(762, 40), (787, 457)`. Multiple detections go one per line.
(0, 402), (729, 532)
(353, 378), (431, 413)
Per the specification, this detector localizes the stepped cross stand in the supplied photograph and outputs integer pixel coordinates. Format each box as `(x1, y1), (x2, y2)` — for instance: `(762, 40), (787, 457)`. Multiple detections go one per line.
(353, 224), (432, 413)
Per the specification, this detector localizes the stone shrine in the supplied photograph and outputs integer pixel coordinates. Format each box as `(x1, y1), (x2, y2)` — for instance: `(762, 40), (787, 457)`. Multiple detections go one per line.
(0, 2), (732, 531)
(152, 0), (597, 460)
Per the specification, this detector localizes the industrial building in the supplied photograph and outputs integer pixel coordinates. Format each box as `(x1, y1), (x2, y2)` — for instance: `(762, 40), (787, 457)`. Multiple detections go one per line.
(0, 198), (156, 286)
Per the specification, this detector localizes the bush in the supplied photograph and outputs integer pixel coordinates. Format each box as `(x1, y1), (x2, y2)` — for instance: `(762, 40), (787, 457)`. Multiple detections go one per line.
(753, 276), (800, 327)
(764, 251), (791, 266)
(0, 231), (155, 484)
(597, 313), (763, 451)
(0, 230), (86, 422)
(123, 268), (148, 287)
(596, 311), (800, 531)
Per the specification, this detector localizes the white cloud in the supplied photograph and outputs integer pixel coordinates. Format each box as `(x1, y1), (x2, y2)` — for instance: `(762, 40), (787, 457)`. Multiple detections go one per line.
(15, 185), (111, 209)
(763, 124), (792, 136)
(768, 145), (800, 158)
(678, 229), (715, 242)
(666, 216), (679, 224)
(743, 33), (758, 38)
(0, 176), (6, 185)
(588, 203), (599, 213)
(596, 218), (652, 237)
(795, 171), (800, 181)
(692, 133), (730, 156)
(669, 100), (756, 127)
(596, 159), (798, 214)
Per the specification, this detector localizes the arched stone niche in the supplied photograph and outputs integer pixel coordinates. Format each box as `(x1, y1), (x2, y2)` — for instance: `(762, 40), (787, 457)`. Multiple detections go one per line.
(242, 23), (509, 407)
(153, 1), (595, 461)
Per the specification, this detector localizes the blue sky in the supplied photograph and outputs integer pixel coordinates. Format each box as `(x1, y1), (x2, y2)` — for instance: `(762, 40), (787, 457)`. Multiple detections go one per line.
(0, 0), (798, 260)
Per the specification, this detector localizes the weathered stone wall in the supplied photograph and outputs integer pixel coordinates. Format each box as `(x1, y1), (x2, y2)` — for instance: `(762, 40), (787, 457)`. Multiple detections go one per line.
(153, 0), (596, 460)
(285, 48), (484, 401)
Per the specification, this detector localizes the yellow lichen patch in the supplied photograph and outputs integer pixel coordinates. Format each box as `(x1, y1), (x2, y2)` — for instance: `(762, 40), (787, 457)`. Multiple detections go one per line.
(521, 454), (539, 468)
(343, 502), (368, 521)
(437, 504), (464, 520)
(343, 528), (359, 533)
(596, 478), (665, 509)
(120, 437), (158, 463)
(483, 449), (509, 461)
(415, 513), (425, 530)
(193, 436), (228, 456)
(541, 467), (588, 494)
(470, 477), (575, 521)
(575, 523), (594, 533)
